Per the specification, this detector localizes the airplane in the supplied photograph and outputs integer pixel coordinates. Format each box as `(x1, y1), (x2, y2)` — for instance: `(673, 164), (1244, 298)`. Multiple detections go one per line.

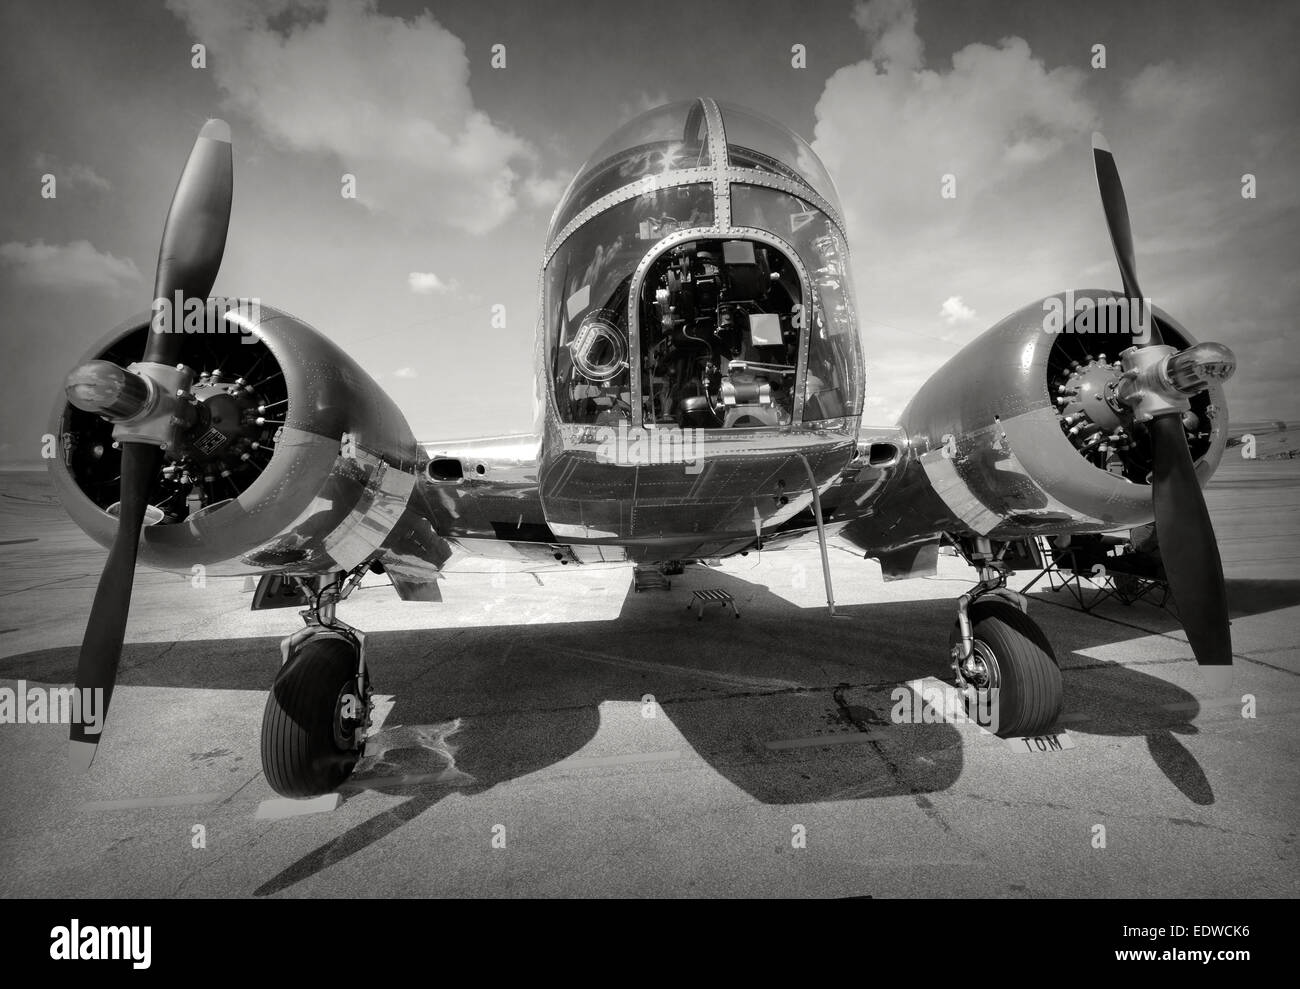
(52, 98), (1237, 798)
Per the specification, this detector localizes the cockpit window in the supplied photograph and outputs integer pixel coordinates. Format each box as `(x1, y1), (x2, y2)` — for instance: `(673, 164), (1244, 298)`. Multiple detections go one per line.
(543, 99), (863, 432)
(546, 184), (714, 424)
(548, 100), (710, 243)
(640, 238), (804, 429)
(731, 184), (863, 421)
(718, 102), (843, 216)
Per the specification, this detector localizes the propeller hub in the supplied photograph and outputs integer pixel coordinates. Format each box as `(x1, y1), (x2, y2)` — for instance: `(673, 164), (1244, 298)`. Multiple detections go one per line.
(110, 362), (196, 450)
(1167, 341), (1236, 393)
(66, 360), (153, 420)
(1116, 343), (1235, 423)
(1116, 344), (1188, 422)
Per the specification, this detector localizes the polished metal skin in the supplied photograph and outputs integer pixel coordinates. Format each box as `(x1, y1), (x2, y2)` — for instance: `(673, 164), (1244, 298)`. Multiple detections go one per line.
(838, 294), (1230, 554)
(50, 105), (1236, 593)
(46, 105), (1243, 785)
(51, 103), (1236, 581)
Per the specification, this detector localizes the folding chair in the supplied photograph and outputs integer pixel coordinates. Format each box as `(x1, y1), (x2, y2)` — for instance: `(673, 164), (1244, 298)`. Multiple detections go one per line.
(1022, 534), (1123, 613)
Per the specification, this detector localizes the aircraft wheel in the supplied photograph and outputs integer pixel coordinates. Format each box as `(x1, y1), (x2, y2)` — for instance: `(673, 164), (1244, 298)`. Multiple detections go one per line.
(949, 601), (1062, 737)
(261, 636), (367, 798)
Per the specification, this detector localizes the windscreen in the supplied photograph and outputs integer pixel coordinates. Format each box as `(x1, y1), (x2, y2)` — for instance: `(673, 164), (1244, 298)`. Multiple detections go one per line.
(546, 184), (714, 424)
(732, 184), (863, 421)
(548, 101), (710, 244)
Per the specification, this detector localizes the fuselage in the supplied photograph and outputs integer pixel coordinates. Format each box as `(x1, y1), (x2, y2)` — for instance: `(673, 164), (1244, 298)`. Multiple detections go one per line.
(530, 98), (865, 551)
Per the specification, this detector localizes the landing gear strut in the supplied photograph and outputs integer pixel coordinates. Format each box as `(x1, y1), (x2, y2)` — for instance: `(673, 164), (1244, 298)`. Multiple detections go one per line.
(260, 567), (373, 798)
(949, 542), (1063, 737)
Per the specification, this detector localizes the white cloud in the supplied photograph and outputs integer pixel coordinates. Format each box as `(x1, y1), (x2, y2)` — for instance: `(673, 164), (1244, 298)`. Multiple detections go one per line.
(815, 0), (1096, 234)
(407, 272), (455, 295)
(392, 367), (418, 379)
(32, 153), (111, 192)
(939, 295), (976, 325)
(0, 240), (142, 293)
(166, 0), (550, 234)
(811, 0), (1100, 421)
(521, 173), (568, 212)
(616, 90), (672, 121)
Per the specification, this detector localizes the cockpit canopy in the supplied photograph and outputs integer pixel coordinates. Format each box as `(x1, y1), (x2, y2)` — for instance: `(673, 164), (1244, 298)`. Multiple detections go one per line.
(547, 100), (845, 245)
(543, 99), (862, 431)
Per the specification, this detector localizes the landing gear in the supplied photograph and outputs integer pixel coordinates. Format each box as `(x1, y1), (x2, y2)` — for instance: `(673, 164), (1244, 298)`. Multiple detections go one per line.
(260, 568), (373, 798)
(949, 546), (1063, 737)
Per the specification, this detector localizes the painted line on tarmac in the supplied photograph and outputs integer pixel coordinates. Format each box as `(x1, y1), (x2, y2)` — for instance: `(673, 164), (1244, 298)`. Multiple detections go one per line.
(1159, 695), (1253, 713)
(79, 790), (232, 812)
(553, 749), (682, 770)
(1058, 695), (1262, 725)
(255, 794), (341, 820)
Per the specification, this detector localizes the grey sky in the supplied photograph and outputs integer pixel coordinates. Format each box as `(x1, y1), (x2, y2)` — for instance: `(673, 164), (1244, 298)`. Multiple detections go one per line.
(2, 0), (1296, 465)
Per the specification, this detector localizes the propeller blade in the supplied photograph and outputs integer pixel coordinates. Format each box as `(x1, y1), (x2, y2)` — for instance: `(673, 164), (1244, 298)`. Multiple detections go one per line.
(69, 119), (234, 768)
(1091, 132), (1163, 347)
(69, 443), (157, 768)
(1091, 133), (1230, 689)
(1148, 415), (1232, 674)
(145, 118), (233, 365)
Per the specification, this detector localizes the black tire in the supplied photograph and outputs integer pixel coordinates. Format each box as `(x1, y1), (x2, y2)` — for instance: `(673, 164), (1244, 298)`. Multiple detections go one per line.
(949, 601), (1063, 737)
(261, 636), (365, 798)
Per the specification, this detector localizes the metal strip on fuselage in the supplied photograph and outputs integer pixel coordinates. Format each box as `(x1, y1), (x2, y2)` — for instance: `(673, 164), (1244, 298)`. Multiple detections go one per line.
(702, 98), (730, 230)
(541, 166), (846, 266)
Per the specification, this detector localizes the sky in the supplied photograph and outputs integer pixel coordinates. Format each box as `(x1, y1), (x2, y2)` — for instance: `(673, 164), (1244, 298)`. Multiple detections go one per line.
(1, 0), (1297, 465)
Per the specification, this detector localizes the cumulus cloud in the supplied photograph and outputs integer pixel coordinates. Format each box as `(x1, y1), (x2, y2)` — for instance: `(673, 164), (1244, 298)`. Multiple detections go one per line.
(521, 172), (568, 212)
(815, 0), (1096, 234)
(32, 153), (111, 192)
(392, 366), (418, 379)
(939, 295), (976, 325)
(616, 89), (672, 121)
(811, 0), (1101, 419)
(0, 240), (142, 293)
(407, 272), (455, 295)
(166, 0), (549, 234)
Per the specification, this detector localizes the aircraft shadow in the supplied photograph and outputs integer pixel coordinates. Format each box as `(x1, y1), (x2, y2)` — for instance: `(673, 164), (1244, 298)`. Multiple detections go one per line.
(5, 566), (1287, 893)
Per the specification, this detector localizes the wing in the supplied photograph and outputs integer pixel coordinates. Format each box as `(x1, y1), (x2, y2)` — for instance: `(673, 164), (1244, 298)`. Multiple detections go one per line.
(415, 432), (580, 569)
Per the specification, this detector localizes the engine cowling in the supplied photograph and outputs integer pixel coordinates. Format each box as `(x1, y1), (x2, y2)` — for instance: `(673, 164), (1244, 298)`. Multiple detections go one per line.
(50, 302), (449, 579)
(848, 290), (1229, 547)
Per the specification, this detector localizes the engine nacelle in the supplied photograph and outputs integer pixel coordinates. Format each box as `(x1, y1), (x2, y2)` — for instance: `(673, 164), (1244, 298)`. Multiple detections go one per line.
(851, 290), (1229, 546)
(49, 302), (450, 580)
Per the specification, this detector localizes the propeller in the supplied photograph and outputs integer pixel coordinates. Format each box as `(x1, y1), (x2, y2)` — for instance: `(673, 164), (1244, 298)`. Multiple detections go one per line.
(1091, 132), (1233, 692)
(67, 119), (233, 769)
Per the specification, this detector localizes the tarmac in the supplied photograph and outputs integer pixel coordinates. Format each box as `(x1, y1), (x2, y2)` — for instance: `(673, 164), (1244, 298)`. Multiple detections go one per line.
(0, 457), (1297, 897)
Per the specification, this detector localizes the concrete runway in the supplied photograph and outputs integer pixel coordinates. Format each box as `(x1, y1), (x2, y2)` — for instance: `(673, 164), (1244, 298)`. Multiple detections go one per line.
(1, 458), (1297, 898)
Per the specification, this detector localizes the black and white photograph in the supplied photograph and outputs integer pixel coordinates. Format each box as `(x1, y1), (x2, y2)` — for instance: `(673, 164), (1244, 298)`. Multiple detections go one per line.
(0, 0), (1296, 938)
